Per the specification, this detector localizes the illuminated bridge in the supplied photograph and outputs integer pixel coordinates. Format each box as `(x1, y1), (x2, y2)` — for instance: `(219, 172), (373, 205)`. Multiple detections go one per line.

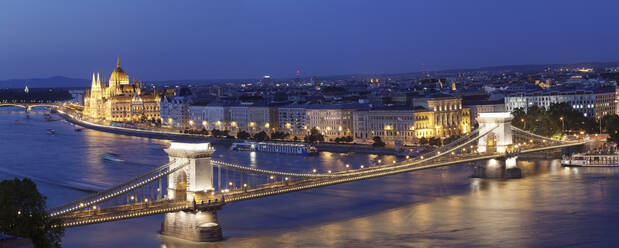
(47, 112), (594, 242)
(0, 102), (60, 112)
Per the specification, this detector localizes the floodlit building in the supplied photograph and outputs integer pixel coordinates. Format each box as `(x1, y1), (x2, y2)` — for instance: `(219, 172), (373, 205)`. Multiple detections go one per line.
(83, 58), (160, 122)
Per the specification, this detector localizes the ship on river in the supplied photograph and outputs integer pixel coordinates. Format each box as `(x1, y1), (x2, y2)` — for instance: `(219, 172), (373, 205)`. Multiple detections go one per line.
(232, 141), (318, 156)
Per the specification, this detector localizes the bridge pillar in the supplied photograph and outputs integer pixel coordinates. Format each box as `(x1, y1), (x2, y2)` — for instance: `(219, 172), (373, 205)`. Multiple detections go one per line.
(472, 156), (522, 179)
(161, 142), (223, 242)
(477, 112), (514, 153)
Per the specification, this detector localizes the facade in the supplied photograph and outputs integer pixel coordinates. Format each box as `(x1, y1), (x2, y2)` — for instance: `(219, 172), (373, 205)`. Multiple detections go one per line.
(160, 96), (191, 128)
(414, 94), (471, 139)
(204, 104), (230, 130)
(504, 87), (616, 119)
(278, 106), (308, 138)
(353, 107), (415, 144)
(229, 105), (249, 135)
(306, 105), (355, 140)
(248, 105), (276, 134)
(188, 103), (209, 129)
(83, 58), (160, 122)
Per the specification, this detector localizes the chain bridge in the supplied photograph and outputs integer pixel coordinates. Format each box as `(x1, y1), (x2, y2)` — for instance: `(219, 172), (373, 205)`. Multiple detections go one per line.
(47, 112), (594, 242)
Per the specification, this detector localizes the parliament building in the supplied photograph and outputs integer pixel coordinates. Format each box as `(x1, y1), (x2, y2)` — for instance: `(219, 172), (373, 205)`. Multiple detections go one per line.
(83, 58), (160, 122)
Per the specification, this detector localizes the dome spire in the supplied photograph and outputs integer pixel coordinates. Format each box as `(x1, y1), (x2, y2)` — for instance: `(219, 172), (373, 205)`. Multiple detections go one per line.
(117, 56), (120, 67)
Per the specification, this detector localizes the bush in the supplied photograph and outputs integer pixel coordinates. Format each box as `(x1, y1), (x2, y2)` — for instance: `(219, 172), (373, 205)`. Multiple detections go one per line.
(237, 130), (251, 140)
(372, 136), (385, 147)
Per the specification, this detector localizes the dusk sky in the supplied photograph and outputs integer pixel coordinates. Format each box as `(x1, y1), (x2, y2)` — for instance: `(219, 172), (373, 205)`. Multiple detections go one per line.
(1, 0), (618, 81)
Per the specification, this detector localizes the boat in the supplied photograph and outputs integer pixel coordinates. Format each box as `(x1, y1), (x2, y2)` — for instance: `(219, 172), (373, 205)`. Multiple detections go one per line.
(561, 152), (619, 167)
(46, 129), (56, 135)
(231, 141), (255, 151)
(233, 141), (318, 155)
(102, 153), (124, 163)
(74, 128), (83, 132)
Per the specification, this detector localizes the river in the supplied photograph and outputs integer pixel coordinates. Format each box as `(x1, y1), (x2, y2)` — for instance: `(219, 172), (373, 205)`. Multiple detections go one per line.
(1, 109), (618, 247)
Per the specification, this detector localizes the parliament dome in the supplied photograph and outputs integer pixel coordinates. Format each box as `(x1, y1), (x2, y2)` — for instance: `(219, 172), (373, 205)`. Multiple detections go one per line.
(109, 57), (129, 85)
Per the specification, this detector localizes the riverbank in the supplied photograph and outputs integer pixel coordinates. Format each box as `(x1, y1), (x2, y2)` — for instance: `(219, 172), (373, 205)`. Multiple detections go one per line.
(54, 109), (403, 155)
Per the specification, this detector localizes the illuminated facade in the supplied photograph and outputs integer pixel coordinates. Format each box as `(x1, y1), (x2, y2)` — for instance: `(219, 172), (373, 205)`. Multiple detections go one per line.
(413, 94), (471, 139)
(83, 58), (160, 122)
(306, 105), (354, 140)
(353, 108), (416, 144)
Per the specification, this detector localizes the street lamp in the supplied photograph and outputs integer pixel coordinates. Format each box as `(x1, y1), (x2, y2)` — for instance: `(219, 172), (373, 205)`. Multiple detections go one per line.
(559, 116), (565, 133)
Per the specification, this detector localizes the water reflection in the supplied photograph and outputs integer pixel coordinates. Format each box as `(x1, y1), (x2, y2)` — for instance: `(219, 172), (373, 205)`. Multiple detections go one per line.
(4, 111), (619, 247)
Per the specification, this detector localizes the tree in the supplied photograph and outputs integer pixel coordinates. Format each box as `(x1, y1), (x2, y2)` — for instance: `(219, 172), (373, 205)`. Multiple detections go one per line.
(419, 137), (428, 145)
(305, 127), (324, 143)
(253, 131), (269, 141)
(237, 130), (251, 140)
(603, 114), (619, 144)
(372, 136), (385, 147)
(0, 178), (64, 248)
(270, 131), (290, 140)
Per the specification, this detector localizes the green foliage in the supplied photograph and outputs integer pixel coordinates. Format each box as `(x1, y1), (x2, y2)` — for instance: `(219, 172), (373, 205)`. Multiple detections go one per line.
(372, 136), (385, 147)
(428, 137), (441, 146)
(304, 127), (324, 143)
(603, 114), (619, 144)
(237, 130), (251, 140)
(211, 129), (228, 138)
(0, 178), (64, 248)
(253, 131), (269, 141)
(270, 131), (290, 140)
(510, 103), (593, 137)
(334, 136), (353, 143)
(418, 137), (428, 145)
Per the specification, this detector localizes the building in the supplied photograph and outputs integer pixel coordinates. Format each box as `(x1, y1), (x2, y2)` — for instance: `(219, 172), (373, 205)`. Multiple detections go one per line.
(160, 96), (191, 128)
(306, 105), (356, 140)
(83, 58), (160, 122)
(248, 104), (277, 134)
(353, 107), (415, 144)
(413, 93), (471, 139)
(229, 105), (249, 135)
(278, 106), (308, 138)
(504, 87), (616, 119)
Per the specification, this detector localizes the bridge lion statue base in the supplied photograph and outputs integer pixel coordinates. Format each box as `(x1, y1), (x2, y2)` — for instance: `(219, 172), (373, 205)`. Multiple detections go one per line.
(472, 157), (522, 179)
(161, 209), (223, 242)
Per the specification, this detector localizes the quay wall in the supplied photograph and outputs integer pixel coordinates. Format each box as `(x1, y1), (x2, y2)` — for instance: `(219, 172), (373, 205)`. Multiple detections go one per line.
(55, 110), (401, 155)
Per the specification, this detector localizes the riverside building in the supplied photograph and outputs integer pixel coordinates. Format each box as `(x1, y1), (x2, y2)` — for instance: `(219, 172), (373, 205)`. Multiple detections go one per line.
(83, 58), (160, 122)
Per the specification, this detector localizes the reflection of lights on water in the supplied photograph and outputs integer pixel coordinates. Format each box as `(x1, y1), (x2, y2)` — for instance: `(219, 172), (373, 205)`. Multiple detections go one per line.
(471, 178), (481, 192)
(249, 151), (256, 167)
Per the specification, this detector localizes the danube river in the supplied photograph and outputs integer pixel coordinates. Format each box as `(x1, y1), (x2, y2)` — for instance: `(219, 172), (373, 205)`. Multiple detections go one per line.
(2, 110), (619, 247)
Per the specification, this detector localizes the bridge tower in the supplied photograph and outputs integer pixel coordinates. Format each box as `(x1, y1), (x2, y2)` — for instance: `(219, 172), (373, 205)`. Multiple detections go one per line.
(161, 142), (223, 242)
(474, 112), (521, 179)
(477, 112), (514, 153)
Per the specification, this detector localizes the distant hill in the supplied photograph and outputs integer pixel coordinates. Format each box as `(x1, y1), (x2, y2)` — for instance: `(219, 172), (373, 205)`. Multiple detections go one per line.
(0, 76), (88, 89)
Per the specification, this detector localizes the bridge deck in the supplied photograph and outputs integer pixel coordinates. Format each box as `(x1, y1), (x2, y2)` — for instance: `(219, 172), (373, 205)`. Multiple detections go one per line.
(57, 139), (588, 227)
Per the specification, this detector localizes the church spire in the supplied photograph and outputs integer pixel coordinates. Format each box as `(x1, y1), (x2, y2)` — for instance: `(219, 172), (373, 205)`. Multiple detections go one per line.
(97, 73), (101, 88)
(117, 57), (120, 67)
(91, 73), (96, 88)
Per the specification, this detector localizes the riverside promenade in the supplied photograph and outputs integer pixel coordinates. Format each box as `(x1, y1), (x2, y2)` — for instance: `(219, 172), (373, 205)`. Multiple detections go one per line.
(54, 109), (403, 155)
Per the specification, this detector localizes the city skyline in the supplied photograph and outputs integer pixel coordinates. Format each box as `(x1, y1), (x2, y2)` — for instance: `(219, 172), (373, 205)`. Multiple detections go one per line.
(2, 0), (619, 81)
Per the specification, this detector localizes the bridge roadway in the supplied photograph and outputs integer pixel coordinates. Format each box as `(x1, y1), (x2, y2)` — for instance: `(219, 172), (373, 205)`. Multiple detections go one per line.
(58, 140), (588, 227)
(61, 199), (224, 227)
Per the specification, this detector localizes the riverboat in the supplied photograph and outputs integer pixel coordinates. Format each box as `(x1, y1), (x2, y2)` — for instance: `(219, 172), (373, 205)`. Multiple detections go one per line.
(232, 141), (318, 155)
(561, 152), (619, 167)
(46, 129), (56, 135)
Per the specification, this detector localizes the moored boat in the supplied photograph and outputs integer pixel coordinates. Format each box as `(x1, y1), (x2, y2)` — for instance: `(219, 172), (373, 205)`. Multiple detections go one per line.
(232, 141), (318, 155)
(561, 152), (619, 167)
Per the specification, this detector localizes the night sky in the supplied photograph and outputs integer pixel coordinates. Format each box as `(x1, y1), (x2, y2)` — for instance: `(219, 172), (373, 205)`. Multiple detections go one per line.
(1, 0), (618, 80)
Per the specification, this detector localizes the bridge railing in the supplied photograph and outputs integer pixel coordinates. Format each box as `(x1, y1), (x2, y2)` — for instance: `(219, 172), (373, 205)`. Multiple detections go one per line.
(48, 160), (187, 217)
